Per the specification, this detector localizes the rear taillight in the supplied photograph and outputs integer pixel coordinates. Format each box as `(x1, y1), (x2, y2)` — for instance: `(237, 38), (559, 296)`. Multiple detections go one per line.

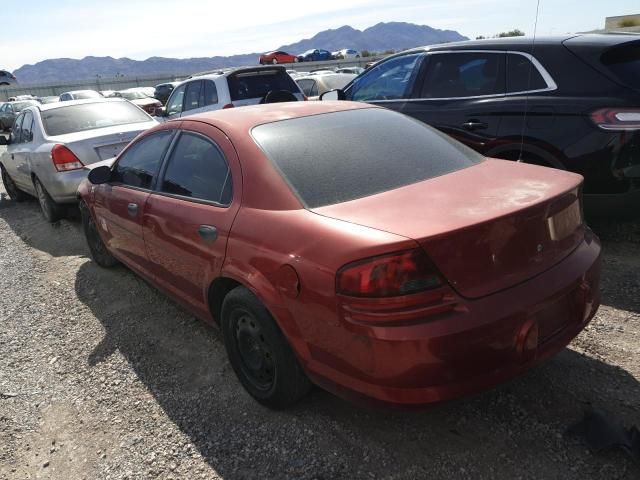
(591, 108), (640, 130)
(222, 103), (234, 109)
(303, 95), (308, 101)
(51, 144), (84, 172)
(337, 249), (442, 298)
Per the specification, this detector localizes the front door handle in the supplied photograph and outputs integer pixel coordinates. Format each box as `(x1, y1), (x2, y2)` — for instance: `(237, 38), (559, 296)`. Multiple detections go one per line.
(198, 225), (218, 243)
(127, 203), (138, 217)
(462, 120), (488, 131)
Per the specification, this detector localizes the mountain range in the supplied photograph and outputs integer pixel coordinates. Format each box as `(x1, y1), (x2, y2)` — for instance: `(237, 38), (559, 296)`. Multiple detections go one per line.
(13, 22), (468, 85)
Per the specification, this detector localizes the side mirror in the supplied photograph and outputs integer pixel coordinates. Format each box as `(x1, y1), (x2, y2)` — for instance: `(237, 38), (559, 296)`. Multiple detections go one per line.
(154, 106), (166, 117)
(319, 89), (346, 101)
(87, 165), (112, 185)
(0, 136), (7, 146)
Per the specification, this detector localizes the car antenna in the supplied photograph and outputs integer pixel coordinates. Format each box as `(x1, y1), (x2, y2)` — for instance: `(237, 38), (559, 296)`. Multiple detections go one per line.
(518, 0), (541, 162)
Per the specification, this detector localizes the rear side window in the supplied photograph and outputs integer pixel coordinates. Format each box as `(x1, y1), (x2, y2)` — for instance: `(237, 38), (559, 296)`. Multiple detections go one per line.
(421, 52), (505, 98)
(203, 80), (218, 106)
(601, 41), (640, 88)
(160, 132), (232, 205)
(112, 130), (174, 189)
(252, 108), (483, 208)
(506, 54), (548, 92)
(227, 70), (299, 101)
(184, 81), (202, 111)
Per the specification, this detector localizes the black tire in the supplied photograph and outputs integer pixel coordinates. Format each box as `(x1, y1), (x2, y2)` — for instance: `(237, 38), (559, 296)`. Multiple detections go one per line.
(80, 201), (118, 268)
(33, 177), (63, 223)
(221, 286), (311, 408)
(1, 165), (27, 202)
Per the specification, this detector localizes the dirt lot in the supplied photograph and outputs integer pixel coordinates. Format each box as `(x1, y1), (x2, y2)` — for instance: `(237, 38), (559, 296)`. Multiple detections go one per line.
(0, 165), (639, 479)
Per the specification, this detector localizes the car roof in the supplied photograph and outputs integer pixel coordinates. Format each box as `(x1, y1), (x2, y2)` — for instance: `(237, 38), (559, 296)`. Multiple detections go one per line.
(295, 73), (356, 82)
(398, 33), (638, 55)
(37, 97), (129, 111)
(171, 101), (375, 132)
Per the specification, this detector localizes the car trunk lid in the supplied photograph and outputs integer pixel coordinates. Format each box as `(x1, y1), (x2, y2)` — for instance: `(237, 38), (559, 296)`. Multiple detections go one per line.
(47, 121), (155, 165)
(314, 160), (585, 299)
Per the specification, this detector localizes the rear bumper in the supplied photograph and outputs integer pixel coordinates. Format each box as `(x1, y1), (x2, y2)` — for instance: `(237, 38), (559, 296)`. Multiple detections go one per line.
(44, 168), (88, 203)
(301, 231), (602, 406)
(584, 188), (640, 219)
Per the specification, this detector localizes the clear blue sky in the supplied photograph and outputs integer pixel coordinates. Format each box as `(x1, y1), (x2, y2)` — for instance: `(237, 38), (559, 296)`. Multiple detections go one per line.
(1, 0), (638, 71)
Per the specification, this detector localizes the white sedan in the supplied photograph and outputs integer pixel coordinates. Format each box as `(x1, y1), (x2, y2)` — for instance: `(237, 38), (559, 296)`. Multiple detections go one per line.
(332, 49), (361, 59)
(0, 98), (157, 222)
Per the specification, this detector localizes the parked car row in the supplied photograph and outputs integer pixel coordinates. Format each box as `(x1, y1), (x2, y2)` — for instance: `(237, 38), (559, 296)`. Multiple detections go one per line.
(259, 48), (361, 64)
(1, 33), (636, 411)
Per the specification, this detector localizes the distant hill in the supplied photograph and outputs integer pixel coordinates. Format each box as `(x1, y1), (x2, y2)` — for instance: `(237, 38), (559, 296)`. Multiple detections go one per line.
(12, 22), (468, 85)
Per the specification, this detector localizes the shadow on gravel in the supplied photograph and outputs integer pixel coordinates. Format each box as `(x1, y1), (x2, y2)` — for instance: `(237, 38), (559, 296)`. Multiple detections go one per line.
(74, 259), (640, 479)
(0, 195), (86, 258)
(588, 218), (640, 315)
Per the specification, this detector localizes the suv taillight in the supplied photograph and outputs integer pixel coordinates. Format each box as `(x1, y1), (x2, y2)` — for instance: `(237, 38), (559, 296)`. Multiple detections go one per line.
(591, 108), (640, 131)
(336, 249), (442, 298)
(51, 144), (84, 172)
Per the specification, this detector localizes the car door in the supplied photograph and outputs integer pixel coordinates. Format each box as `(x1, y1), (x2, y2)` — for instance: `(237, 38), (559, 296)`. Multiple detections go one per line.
(142, 121), (241, 317)
(346, 52), (425, 114)
(401, 51), (506, 154)
(165, 83), (187, 120)
(180, 79), (220, 116)
(11, 110), (35, 189)
(92, 129), (176, 273)
(4, 113), (29, 191)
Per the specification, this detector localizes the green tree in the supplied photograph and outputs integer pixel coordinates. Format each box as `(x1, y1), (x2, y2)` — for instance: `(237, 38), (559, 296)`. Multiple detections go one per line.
(496, 29), (525, 37)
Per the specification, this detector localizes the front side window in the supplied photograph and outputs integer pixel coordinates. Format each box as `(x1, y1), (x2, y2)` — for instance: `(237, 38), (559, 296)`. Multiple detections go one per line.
(166, 84), (186, 116)
(10, 113), (24, 144)
(348, 53), (422, 101)
(296, 79), (315, 96)
(420, 52), (505, 98)
(506, 54), (547, 92)
(184, 81), (203, 112)
(160, 132), (232, 205)
(112, 130), (174, 189)
(21, 111), (34, 142)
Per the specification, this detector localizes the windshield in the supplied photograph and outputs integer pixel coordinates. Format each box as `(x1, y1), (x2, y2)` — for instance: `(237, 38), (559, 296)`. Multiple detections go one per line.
(13, 101), (39, 111)
(252, 108), (483, 208)
(41, 101), (151, 136)
(227, 70), (300, 101)
(72, 91), (102, 99)
(120, 91), (149, 100)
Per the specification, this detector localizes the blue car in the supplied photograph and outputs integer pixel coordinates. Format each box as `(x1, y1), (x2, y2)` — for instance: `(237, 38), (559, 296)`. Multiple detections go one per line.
(297, 49), (333, 62)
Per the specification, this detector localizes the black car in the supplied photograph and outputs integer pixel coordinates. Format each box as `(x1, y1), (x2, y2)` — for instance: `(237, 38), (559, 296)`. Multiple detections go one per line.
(154, 82), (180, 105)
(327, 34), (640, 216)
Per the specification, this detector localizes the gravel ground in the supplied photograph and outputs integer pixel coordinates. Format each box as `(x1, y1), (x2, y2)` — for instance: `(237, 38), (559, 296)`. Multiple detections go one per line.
(0, 148), (638, 479)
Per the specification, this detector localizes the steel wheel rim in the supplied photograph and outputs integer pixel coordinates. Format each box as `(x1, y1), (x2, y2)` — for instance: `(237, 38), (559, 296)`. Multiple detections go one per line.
(232, 310), (275, 391)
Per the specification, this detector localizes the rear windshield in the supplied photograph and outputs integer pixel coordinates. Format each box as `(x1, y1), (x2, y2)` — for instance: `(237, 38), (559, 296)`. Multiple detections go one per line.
(42, 102), (150, 136)
(252, 108), (483, 208)
(601, 40), (640, 88)
(13, 101), (39, 112)
(227, 69), (300, 101)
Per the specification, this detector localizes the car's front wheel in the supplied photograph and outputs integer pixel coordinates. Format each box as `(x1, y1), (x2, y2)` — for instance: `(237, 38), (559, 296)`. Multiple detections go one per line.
(221, 286), (311, 409)
(33, 177), (62, 222)
(1, 166), (27, 202)
(272, 58), (278, 64)
(80, 201), (118, 267)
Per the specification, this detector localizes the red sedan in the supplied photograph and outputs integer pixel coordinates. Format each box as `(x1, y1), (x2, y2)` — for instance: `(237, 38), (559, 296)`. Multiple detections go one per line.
(78, 102), (601, 409)
(259, 50), (298, 64)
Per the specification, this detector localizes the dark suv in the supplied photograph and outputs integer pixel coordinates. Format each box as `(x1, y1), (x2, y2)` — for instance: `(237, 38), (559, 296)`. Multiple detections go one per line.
(332, 34), (640, 216)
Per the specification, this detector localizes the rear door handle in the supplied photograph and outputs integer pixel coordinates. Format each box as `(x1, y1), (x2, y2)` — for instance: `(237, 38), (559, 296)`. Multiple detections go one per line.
(462, 120), (488, 131)
(127, 203), (138, 217)
(198, 225), (218, 243)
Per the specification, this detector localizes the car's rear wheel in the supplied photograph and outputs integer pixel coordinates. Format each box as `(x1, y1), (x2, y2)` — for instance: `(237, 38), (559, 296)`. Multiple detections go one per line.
(33, 177), (62, 222)
(1, 166), (27, 202)
(80, 201), (118, 267)
(221, 286), (311, 408)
